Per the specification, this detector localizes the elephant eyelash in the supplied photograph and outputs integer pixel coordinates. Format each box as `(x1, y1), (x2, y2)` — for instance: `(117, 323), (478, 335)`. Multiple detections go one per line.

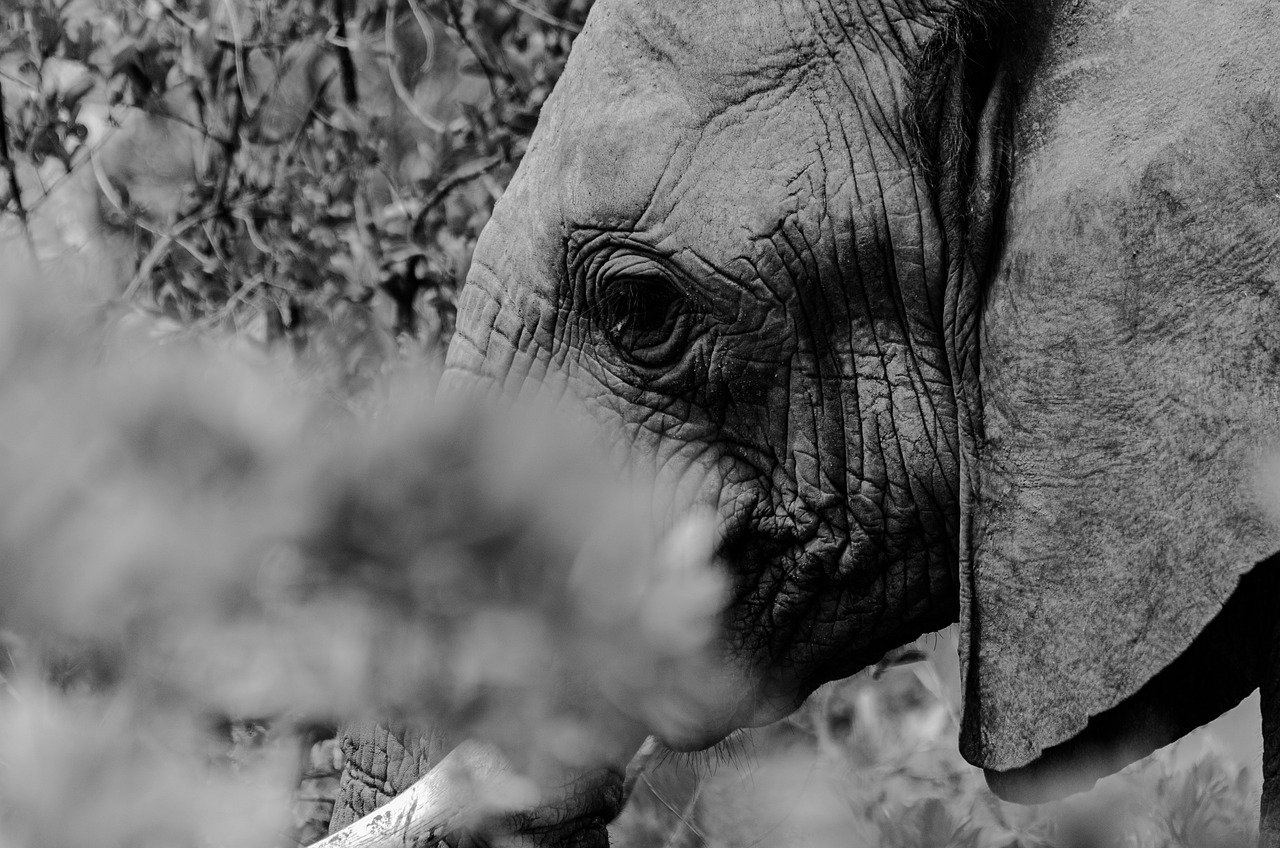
(649, 729), (755, 776)
(596, 275), (677, 328)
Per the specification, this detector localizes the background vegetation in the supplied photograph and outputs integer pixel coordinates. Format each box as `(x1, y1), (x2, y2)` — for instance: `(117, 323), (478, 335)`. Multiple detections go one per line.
(0, 1), (1264, 846)
(2, 0), (587, 397)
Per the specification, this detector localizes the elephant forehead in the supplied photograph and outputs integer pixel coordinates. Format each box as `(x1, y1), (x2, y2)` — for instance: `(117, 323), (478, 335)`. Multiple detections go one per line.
(532, 0), (936, 239)
(594, 0), (958, 82)
(655, 115), (922, 253)
(543, 68), (921, 265)
(546, 84), (692, 230)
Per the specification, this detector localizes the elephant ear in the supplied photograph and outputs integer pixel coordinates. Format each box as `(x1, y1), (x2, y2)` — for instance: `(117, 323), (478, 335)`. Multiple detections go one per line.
(954, 0), (1280, 796)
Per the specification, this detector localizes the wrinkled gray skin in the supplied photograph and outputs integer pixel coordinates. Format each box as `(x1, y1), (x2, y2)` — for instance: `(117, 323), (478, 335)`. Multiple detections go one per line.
(445, 0), (988, 743)
(334, 0), (1280, 844)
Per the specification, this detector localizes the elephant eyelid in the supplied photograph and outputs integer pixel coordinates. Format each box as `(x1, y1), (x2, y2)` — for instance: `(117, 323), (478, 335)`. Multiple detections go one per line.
(589, 273), (690, 356)
(579, 249), (711, 316)
(566, 224), (741, 309)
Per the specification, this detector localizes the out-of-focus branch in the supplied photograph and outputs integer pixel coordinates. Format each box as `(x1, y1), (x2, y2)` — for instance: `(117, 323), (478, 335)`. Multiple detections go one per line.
(442, 0), (505, 101)
(385, 1), (447, 135)
(0, 79), (28, 225)
(332, 0), (360, 106)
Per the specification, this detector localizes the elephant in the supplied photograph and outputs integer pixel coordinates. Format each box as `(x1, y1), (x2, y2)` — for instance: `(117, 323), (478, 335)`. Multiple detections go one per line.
(329, 0), (1280, 844)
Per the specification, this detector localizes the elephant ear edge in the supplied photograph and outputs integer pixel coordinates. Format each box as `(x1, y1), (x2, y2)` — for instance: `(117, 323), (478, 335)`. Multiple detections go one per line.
(955, 0), (1280, 797)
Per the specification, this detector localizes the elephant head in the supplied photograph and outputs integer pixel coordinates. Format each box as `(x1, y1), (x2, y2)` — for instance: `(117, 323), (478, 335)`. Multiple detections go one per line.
(443, 0), (1010, 747)
(334, 0), (1280, 843)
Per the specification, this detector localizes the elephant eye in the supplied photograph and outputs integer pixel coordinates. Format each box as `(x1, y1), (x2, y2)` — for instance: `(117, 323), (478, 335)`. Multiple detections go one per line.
(594, 276), (691, 367)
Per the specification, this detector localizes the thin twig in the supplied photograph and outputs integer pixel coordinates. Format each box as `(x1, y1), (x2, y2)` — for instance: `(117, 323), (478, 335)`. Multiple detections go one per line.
(119, 209), (218, 302)
(218, 0), (252, 114)
(121, 231), (193, 300)
(498, 0), (582, 34)
(412, 153), (502, 235)
(211, 80), (245, 215)
(196, 271), (265, 330)
(96, 158), (268, 302)
(404, 0), (438, 70)
(442, 0), (506, 102)
(639, 773), (710, 846)
(271, 67), (335, 189)
(660, 776), (708, 848)
(384, 0), (447, 134)
(127, 91), (237, 149)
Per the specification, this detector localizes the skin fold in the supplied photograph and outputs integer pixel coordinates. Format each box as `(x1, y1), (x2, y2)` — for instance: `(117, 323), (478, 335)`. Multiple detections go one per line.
(333, 0), (1280, 843)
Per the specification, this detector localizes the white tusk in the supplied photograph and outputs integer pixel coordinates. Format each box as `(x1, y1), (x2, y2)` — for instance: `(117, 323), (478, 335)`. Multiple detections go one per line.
(307, 740), (536, 848)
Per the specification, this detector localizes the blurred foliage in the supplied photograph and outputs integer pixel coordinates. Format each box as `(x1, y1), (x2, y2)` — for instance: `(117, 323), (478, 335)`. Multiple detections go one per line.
(0, 260), (723, 847)
(0, 0), (589, 399)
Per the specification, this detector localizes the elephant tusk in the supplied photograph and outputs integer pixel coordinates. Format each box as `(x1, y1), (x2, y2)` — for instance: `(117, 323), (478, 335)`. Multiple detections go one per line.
(307, 740), (536, 848)
(621, 735), (662, 805)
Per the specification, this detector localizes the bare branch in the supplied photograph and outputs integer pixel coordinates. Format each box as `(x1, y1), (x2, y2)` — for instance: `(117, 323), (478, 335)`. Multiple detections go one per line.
(0, 79), (28, 225)
(332, 0), (360, 106)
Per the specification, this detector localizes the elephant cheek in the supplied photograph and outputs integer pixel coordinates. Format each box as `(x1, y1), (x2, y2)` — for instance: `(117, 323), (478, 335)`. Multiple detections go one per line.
(444, 271), (565, 402)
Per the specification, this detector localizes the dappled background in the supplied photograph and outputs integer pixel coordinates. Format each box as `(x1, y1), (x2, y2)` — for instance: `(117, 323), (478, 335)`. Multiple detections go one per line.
(0, 1), (1266, 846)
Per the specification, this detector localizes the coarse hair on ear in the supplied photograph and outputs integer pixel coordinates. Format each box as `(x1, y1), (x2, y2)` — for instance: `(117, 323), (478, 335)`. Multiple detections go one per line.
(908, 0), (1021, 345)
